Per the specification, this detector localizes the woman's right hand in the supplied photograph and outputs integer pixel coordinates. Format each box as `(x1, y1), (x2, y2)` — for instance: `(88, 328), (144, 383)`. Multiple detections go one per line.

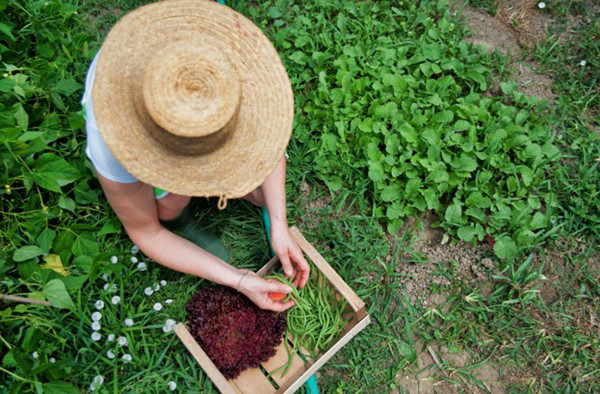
(237, 270), (295, 312)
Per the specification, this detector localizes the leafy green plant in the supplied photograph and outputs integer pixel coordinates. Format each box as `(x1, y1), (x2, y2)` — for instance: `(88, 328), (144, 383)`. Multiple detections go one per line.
(243, 0), (559, 258)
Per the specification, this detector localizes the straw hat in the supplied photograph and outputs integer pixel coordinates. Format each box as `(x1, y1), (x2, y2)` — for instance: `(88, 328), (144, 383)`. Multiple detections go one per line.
(93, 0), (293, 207)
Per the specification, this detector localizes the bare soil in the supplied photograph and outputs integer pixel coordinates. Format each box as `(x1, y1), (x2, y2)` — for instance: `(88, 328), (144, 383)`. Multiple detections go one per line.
(459, 5), (555, 103)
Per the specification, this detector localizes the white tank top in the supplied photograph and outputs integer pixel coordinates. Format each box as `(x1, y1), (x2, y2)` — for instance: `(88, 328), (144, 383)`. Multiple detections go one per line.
(81, 52), (138, 184)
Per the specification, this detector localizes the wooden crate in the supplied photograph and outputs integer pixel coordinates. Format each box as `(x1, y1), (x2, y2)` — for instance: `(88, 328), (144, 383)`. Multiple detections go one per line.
(174, 226), (371, 393)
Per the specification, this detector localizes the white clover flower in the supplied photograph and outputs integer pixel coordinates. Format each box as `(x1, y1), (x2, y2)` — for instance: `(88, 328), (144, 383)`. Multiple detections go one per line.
(92, 312), (102, 321)
(168, 381), (177, 391)
(32, 351), (39, 359)
(137, 262), (147, 271)
(103, 283), (109, 291)
(107, 350), (115, 359)
(165, 299), (173, 304)
(49, 357), (56, 363)
(102, 273), (110, 281)
(162, 319), (176, 333)
(89, 384), (96, 392)
(122, 354), (132, 362)
(93, 375), (104, 386)
(109, 284), (118, 293)
(110, 256), (118, 264)
(131, 245), (139, 254)
(580, 60), (587, 66)
(95, 300), (104, 310)
(117, 336), (128, 347)
(108, 334), (116, 342)
(111, 295), (121, 305)
(153, 283), (160, 291)
(538, 2), (546, 8)
(153, 302), (163, 311)
(91, 321), (101, 331)
(160, 280), (167, 286)
(91, 332), (101, 341)
(144, 287), (154, 296)
(131, 256), (138, 263)
(124, 318), (134, 327)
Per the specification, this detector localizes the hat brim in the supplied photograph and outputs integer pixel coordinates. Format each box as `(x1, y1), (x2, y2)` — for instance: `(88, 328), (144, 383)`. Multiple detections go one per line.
(93, 0), (293, 198)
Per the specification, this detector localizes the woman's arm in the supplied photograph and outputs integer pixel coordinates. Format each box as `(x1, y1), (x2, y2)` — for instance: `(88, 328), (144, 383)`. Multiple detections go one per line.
(261, 156), (310, 288)
(96, 173), (294, 311)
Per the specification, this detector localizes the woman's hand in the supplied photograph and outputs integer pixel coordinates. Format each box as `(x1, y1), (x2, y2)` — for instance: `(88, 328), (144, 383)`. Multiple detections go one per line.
(238, 270), (295, 312)
(270, 225), (310, 288)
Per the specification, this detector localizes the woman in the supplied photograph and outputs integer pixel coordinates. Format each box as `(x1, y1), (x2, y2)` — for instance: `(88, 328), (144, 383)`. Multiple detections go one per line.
(82, 0), (309, 312)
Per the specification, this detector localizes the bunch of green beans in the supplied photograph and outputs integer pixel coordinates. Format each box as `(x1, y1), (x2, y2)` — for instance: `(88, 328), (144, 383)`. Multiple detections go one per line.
(265, 268), (348, 377)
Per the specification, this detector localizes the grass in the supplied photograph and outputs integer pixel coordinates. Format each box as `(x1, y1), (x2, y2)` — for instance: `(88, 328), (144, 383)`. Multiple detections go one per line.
(1, 0), (599, 393)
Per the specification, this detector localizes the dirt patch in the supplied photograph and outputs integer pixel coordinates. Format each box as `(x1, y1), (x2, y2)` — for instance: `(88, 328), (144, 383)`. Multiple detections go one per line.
(296, 181), (331, 230)
(511, 61), (555, 103)
(395, 343), (506, 394)
(392, 214), (493, 304)
(460, 6), (519, 55)
(458, 4), (555, 103)
(496, 0), (555, 46)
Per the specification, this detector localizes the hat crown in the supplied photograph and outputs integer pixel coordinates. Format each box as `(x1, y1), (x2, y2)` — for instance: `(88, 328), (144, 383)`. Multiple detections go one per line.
(142, 41), (241, 140)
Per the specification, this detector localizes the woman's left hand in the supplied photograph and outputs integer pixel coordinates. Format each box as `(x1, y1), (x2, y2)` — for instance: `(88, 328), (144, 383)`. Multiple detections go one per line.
(270, 225), (310, 288)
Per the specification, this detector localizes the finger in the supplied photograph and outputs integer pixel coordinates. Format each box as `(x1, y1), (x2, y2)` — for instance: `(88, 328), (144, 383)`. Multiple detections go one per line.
(266, 299), (295, 312)
(279, 252), (294, 278)
(267, 281), (293, 294)
(291, 249), (310, 288)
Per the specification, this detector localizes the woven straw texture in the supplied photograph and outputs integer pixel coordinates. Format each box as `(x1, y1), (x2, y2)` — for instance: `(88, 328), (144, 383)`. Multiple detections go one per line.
(93, 0), (293, 200)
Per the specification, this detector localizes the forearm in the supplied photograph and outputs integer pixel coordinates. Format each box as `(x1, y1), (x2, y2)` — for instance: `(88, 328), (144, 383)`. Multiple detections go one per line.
(131, 227), (242, 288)
(261, 156), (288, 230)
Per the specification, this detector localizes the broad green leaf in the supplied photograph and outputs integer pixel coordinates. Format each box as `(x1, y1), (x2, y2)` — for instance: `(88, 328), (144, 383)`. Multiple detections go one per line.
(58, 196), (76, 212)
(381, 184), (401, 202)
(515, 110), (529, 125)
(493, 236), (517, 260)
(445, 203), (462, 224)
(386, 202), (404, 220)
(14, 103), (28, 130)
(55, 78), (82, 97)
(520, 166), (533, 186)
(0, 22), (16, 42)
(451, 154), (478, 172)
(530, 212), (547, 230)
(387, 219), (403, 234)
(289, 51), (309, 65)
(43, 382), (79, 394)
(324, 177), (343, 191)
(43, 279), (75, 310)
(13, 246), (44, 262)
(36, 229), (56, 254)
(98, 218), (122, 236)
(72, 232), (100, 257)
(33, 153), (79, 192)
(421, 44), (441, 60)
(399, 123), (418, 145)
(457, 225), (477, 241)
(61, 275), (89, 292)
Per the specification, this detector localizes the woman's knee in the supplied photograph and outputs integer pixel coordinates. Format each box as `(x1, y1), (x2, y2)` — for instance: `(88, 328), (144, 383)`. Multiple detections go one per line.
(156, 193), (191, 221)
(242, 187), (265, 207)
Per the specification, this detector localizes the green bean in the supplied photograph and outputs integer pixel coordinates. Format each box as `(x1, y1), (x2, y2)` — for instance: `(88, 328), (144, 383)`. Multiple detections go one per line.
(265, 266), (350, 376)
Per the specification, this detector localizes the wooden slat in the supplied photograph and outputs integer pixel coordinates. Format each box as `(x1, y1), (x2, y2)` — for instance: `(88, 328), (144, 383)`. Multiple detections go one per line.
(257, 255), (280, 277)
(279, 315), (371, 393)
(173, 324), (239, 394)
(262, 339), (307, 386)
(289, 227), (365, 314)
(231, 366), (276, 393)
